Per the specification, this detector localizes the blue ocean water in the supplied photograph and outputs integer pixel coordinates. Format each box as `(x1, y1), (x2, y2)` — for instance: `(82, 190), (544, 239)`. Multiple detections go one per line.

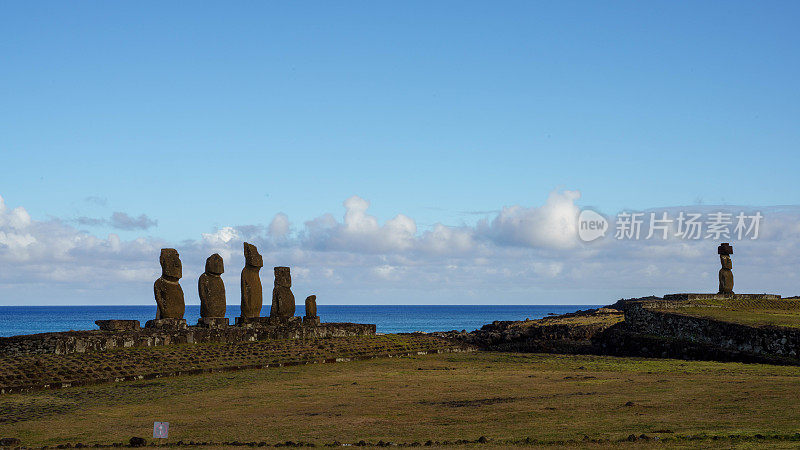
(0, 305), (600, 337)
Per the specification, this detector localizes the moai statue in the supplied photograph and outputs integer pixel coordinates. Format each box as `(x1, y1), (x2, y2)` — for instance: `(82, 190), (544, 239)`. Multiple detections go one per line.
(199, 253), (226, 318)
(718, 242), (734, 295)
(303, 295), (320, 326)
(240, 242), (263, 318)
(153, 248), (185, 319)
(270, 266), (296, 320)
(305, 295), (317, 318)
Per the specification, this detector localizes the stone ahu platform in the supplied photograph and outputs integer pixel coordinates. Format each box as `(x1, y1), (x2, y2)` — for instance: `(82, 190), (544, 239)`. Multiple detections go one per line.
(663, 293), (782, 301)
(437, 293), (800, 365)
(0, 319), (376, 356)
(608, 294), (800, 363)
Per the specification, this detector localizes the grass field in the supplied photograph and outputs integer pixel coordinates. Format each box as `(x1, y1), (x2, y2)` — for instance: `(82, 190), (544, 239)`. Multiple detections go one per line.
(666, 307), (800, 328)
(655, 297), (800, 328)
(2, 352), (800, 448)
(507, 308), (624, 329)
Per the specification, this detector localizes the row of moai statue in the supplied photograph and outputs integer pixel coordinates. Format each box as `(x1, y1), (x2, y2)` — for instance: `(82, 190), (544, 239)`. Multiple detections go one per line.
(153, 242), (319, 326)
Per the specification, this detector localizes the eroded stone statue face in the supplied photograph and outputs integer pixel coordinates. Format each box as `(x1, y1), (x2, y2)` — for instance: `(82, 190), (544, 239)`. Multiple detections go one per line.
(274, 266), (291, 288)
(243, 242), (263, 268)
(205, 253), (224, 275)
(160, 248), (182, 279)
(720, 254), (732, 270)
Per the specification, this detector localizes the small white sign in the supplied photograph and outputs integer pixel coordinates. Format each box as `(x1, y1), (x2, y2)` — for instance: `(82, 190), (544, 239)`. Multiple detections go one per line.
(153, 422), (169, 439)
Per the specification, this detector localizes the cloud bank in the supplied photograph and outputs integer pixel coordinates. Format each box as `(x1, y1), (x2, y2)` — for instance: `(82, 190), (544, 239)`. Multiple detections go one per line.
(77, 212), (158, 230)
(1, 191), (798, 305)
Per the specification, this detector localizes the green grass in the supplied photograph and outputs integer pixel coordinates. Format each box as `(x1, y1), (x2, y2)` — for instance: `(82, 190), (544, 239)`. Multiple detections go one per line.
(512, 310), (624, 328)
(667, 307), (800, 328)
(2, 352), (800, 448)
(654, 297), (800, 328)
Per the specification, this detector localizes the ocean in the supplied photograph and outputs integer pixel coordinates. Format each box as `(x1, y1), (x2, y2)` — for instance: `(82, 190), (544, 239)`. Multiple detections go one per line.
(0, 304), (600, 337)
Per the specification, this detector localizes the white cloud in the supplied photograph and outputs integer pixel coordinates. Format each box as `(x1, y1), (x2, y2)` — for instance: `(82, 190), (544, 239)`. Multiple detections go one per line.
(479, 190), (581, 249)
(201, 226), (238, 246)
(0, 198), (162, 288)
(532, 262), (564, 278)
(199, 226), (240, 264)
(418, 224), (475, 255)
(373, 264), (400, 280)
(268, 213), (290, 238)
(303, 196), (417, 253)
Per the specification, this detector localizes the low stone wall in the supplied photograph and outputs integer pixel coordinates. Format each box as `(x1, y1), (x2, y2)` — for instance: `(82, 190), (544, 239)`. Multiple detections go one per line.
(0, 334), (474, 394)
(0, 322), (376, 356)
(625, 303), (800, 360)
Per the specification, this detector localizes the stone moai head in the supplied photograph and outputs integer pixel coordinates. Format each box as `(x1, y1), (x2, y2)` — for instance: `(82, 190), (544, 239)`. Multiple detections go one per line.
(274, 266), (291, 287)
(243, 242), (263, 268)
(205, 253), (224, 275)
(305, 295), (317, 317)
(160, 248), (182, 279)
(718, 243), (733, 269)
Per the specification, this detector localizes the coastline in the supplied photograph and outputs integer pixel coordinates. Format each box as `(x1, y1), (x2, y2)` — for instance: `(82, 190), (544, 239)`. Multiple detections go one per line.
(0, 304), (601, 337)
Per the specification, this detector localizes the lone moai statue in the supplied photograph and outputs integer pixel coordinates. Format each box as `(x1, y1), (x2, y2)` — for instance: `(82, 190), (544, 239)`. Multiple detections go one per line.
(303, 295), (320, 326)
(305, 295), (317, 318)
(240, 242), (263, 318)
(199, 253), (226, 318)
(154, 248), (185, 319)
(718, 242), (734, 295)
(271, 266), (296, 320)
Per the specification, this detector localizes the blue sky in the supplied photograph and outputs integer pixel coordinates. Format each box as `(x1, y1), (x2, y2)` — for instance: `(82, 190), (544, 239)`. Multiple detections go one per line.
(1, 1), (799, 305)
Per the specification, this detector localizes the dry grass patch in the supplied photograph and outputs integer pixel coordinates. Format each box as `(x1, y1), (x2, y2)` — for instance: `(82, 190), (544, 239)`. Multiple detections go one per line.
(507, 308), (624, 330)
(1, 352), (799, 447)
(654, 297), (800, 328)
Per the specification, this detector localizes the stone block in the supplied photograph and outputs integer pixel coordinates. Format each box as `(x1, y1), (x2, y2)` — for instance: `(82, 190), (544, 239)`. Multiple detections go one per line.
(303, 316), (321, 326)
(197, 317), (229, 328)
(268, 315), (301, 326)
(235, 316), (271, 326)
(95, 320), (141, 331)
(144, 318), (187, 330)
